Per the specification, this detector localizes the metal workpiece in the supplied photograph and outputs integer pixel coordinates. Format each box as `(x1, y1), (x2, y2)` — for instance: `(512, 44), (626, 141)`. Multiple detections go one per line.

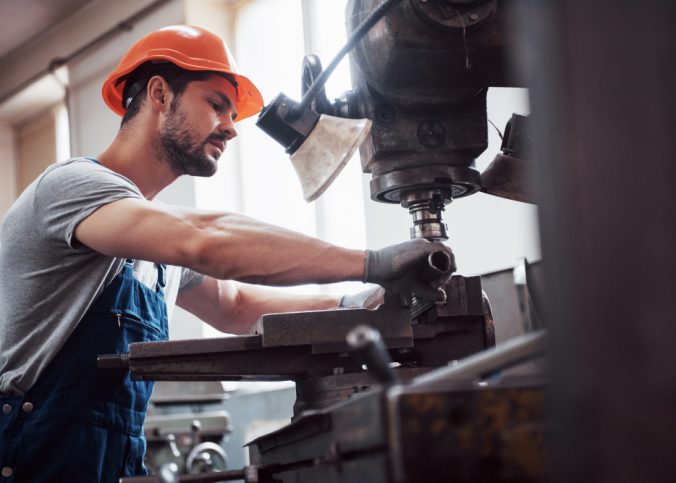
(418, 249), (454, 284)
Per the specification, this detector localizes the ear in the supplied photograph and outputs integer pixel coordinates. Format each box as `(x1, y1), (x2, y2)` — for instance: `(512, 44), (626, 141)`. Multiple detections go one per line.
(146, 75), (174, 113)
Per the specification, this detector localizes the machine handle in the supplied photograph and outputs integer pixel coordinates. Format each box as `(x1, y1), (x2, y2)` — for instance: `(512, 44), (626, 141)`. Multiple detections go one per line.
(346, 325), (399, 385)
(157, 463), (179, 483)
(97, 353), (129, 369)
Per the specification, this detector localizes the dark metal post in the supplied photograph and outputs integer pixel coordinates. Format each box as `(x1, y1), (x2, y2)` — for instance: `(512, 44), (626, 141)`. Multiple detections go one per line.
(517, 2), (676, 482)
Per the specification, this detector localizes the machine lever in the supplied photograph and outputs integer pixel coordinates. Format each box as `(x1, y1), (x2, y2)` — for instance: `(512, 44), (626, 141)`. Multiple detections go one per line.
(97, 353), (129, 369)
(157, 463), (179, 483)
(346, 325), (399, 385)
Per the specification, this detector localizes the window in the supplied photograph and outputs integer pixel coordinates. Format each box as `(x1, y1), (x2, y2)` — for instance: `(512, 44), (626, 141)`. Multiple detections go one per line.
(196, 0), (367, 300)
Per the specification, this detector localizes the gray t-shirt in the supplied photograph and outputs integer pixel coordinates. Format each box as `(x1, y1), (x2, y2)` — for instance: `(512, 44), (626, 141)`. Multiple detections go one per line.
(0, 158), (205, 395)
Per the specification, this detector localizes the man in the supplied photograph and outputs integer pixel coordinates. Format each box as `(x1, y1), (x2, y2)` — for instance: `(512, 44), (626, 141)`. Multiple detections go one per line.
(0, 26), (453, 482)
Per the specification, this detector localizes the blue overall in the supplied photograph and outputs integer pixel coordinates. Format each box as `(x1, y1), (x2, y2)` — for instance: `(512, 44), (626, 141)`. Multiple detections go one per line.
(0, 260), (168, 482)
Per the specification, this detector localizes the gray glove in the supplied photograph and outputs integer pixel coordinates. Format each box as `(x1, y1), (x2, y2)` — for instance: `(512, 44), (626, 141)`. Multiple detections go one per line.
(339, 286), (385, 310)
(363, 239), (455, 301)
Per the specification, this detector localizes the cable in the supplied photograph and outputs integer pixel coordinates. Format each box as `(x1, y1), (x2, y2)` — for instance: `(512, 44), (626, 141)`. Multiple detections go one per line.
(291, 0), (403, 117)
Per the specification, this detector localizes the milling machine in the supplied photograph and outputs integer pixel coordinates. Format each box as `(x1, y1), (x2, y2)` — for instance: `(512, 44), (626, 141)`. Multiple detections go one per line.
(111, 1), (547, 482)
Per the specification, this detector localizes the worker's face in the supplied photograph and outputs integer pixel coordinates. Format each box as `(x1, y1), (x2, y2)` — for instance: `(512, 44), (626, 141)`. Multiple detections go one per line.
(158, 75), (238, 177)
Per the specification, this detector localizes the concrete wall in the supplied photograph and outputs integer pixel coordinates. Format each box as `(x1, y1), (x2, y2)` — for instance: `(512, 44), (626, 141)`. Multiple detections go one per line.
(15, 110), (57, 192)
(67, 2), (184, 157)
(0, 124), (17, 220)
(0, 0), (161, 103)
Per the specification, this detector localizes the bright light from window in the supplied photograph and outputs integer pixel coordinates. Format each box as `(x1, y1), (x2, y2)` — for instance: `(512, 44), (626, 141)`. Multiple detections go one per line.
(55, 102), (71, 161)
(235, 0), (316, 235)
(232, 0), (368, 296)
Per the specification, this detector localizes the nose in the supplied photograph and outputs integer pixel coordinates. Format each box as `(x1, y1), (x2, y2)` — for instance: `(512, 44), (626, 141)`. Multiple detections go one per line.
(219, 116), (237, 140)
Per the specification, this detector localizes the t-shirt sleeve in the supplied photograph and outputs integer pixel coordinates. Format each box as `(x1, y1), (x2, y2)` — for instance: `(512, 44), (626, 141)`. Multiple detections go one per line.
(179, 267), (206, 292)
(33, 160), (143, 252)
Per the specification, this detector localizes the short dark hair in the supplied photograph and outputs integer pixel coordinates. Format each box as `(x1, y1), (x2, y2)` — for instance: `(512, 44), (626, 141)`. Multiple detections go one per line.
(120, 62), (237, 126)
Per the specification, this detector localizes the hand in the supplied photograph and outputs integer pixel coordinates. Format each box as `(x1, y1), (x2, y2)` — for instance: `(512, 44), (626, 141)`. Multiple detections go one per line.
(339, 286), (385, 310)
(363, 239), (455, 301)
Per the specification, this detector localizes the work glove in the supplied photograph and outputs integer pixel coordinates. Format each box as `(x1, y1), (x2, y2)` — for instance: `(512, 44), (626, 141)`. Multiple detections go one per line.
(363, 239), (455, 302)
(339, 286), (385, 310)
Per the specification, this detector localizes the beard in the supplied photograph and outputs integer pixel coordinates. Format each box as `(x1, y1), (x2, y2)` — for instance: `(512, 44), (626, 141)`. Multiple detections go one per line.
(157, 98), (226, 177)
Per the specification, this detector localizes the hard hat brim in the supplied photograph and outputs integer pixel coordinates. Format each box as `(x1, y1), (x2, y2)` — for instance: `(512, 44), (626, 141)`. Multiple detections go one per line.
(102, 50), (263, 121)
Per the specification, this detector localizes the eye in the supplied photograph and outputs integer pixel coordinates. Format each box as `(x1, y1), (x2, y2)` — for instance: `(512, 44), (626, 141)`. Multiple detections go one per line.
(208, 98), (224, 112)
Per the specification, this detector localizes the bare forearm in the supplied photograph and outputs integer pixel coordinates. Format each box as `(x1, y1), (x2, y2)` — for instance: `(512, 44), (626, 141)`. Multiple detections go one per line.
(184, 211), (365, 285)
(75, 200), (365, 286)
(219, 282), (341, 335)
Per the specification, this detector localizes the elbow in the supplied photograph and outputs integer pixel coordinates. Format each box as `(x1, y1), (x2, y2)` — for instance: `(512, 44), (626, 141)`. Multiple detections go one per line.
(192, 281), (252, 335)
(217, 285), (255, 335)
(175, 229), (232, 280)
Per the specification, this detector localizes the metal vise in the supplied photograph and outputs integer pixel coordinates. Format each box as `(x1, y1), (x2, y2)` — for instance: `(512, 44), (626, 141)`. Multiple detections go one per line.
(99, 275), (494, 417)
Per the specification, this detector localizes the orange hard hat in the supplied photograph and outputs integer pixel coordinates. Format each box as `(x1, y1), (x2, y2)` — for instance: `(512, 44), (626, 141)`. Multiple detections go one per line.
(102, 25), (263, 121)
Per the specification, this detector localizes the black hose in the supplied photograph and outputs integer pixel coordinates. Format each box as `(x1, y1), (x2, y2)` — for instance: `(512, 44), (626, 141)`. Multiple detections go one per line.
(291, 0), (403, 117)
